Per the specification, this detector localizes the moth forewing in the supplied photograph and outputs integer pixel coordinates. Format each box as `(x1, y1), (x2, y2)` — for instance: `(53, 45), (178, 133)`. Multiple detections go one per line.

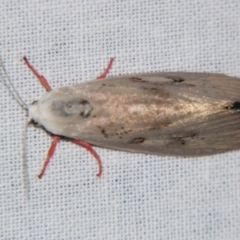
(29, 72), (240, 157)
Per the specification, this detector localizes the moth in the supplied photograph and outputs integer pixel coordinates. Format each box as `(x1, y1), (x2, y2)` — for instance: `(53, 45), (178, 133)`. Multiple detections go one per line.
(1, 57), (240, 179)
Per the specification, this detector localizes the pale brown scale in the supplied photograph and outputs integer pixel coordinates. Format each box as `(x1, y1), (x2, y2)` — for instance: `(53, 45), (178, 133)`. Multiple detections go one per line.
(29, 72), (240, 156)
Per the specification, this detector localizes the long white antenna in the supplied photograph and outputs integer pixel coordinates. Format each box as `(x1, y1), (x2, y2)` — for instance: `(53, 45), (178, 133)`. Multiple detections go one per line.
(0, 56), (30, 199)
(22, 120), (31, 199)
(0, 57), (28, 110)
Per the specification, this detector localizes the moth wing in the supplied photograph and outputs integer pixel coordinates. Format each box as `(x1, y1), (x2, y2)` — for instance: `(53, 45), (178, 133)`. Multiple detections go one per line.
(85, 72), (240, 156)
(113, 111), (240, 156)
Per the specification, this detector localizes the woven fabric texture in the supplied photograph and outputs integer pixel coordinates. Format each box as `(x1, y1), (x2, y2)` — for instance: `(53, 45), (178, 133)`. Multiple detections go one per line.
(1, 1), (240, 239)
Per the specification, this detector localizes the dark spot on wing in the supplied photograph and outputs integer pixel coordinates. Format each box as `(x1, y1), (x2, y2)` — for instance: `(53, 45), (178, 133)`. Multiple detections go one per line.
(166, 76), (185, 83)
(171, 132), (200, 146)
(142, 87), (158, 91)
(101, 129), (108, 138)
(108, 122), (114, 127)
(132, 137), (145, 144)
(131, 77), (147, 82)
(226, 101), (240, 111)
(172, 137), (186, 145)
(190, 133), (197, 138)
(180, 139), (186, 145)
(101, 83), (116, 87)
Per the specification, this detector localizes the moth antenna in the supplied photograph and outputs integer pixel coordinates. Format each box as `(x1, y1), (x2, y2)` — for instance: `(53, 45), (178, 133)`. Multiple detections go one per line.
(0, 56), (28, 111)
(22, 119), (32, 200)
(0, 56), (31, 198)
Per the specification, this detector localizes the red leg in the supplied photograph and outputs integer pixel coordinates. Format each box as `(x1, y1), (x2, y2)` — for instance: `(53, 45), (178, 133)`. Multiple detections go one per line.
(27, 57), (113, 178)
(72, 139), (103, 178)
(38, 135), (60, 179)
(23, 56), (52, 91)
(66, 58), (115, 177)
(97, 57), (114, 79)
(82, 57), (113, 175)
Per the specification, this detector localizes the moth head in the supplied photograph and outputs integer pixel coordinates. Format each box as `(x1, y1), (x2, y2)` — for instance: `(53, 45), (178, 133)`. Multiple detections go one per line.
(28, 100), (40, 124)
(27, 90), (94, 136)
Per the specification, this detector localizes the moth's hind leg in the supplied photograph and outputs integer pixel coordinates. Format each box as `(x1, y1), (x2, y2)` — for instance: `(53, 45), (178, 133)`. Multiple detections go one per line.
(38, 135), (60, 179)
(97, 57), (114, 79)
(25, 57), (114, 179)
(72, 139), (103, 177)
(23, 56), (52, 91)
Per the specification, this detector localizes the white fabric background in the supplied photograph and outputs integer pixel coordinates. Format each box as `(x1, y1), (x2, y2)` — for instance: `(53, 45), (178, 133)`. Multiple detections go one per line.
(1, 1), (240, 239)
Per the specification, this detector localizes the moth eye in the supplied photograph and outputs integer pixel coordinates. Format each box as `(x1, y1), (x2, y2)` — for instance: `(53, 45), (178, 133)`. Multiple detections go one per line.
(31, 119), (39, 126)
(31, 100), (38, 105)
